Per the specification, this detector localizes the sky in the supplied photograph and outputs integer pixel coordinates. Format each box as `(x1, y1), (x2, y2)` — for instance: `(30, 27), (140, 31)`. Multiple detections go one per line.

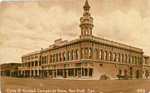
(0, 0), (150, 64)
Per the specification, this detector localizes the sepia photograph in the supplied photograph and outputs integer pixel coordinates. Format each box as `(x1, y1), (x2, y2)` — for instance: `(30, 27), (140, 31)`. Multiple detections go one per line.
(0, 0), (150, 93)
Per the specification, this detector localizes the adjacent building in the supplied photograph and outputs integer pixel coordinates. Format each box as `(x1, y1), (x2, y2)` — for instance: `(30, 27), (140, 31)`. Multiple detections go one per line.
(18, 0), (145, 79)
(18, 51), (41, 77)
(1, 63), (21, 77)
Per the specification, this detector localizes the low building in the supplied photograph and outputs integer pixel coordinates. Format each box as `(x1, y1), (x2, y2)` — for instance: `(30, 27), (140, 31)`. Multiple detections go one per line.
(1, 63), (21, 77)
(18, 0), (144, 79)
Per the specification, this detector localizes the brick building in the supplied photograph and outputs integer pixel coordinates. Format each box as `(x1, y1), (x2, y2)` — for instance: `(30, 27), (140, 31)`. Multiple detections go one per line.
(1, 63), (21, 77)
(18, 0), (144, 79)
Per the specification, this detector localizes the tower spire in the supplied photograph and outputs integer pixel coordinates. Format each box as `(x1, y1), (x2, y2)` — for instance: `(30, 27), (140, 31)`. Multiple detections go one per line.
(79, 0), (94, 36)
(83, 0), (90, 11)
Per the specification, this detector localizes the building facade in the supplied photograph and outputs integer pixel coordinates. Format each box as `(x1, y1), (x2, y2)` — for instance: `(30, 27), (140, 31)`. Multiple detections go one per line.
(18, 51), (41, 77)
(18, 0), (144, 79)
(1, 63), (21, 77)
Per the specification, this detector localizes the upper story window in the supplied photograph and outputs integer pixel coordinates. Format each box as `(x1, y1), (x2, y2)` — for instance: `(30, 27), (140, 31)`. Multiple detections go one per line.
(104, 51), (107, 60)
(145, 58), (148, 64)
(42, 57), (44, 64)
(108, 52), (111, 61)
(67, 51), (70, 60)
(28, 62), (30, 67)
(135, 57), (137, 64)
(81, 48), (84, 59)
(71, 50), (74, 60)
(85, 48), (88, 58)
(35, 61), (38, 66)
(128, 55), (130, 63)
(121, 54), (124, 62)
(35, 56), (38, 59)
(31, 57), (34, 59)
(76, 50), (79, 60)
(118, 53), (120, 62)
(100, 50), (102, 60)
(59, 53), (62, 62)
(89, 48), (92, 59)
(45, 56), (47, 63)
(63, 52), (65, 61)
(125, 54), (127, 63)
(137, 57), (139, 64)
(25, 63), (27, 67)
(56, 54), (58, 62)
(132, 56), (134, 64)
(39, 61), (41, 66)
(50, 55), (52, 63)
(31, 61), (34, 66)
(96, 49), (99, 60)
(53, 54), (55, 62)
(114, 52), (116, 62)
(140, 58), (142, 64)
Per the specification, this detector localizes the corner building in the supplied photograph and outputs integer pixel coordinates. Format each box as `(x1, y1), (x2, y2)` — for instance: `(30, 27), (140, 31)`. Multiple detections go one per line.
(19, 0), (143, 79)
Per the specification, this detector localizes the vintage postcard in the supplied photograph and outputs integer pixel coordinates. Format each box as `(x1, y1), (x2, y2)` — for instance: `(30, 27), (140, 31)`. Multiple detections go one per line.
(0, 0), (150, 93)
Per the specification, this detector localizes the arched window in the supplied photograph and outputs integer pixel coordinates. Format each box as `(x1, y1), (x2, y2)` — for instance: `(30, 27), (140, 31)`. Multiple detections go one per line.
(109, 52), (111, 61)
(45, 56), (47, 63)
(140, 57), (142, 64)
(59, 53), (62, 62)
(71, 50), (74, 60)
(125, 54), (127, 63)
(63, 52), (65, 61)
(100, 50), (102, 60)
(56, 54), (58, 62)
(81, 48), (84, 59)
(76, 49), (79, 59)
(104, 51), (107, 60)
(118, 53), (120, 62)
(128, 55), (130, 63)
(132, 56), (134, 64)
(89, 48), (92, 59)
(114, 52), (116, 62)
(121, 54), (124, 62)
(50, 55), (52, 63)
(85, 48), (88, 58)
(135, 56), (137, 64)
(67, 51), (70, 60)
(53, 54), (55, 62)
(96, 49), (99, 60)
(138, 57), (140, 64)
